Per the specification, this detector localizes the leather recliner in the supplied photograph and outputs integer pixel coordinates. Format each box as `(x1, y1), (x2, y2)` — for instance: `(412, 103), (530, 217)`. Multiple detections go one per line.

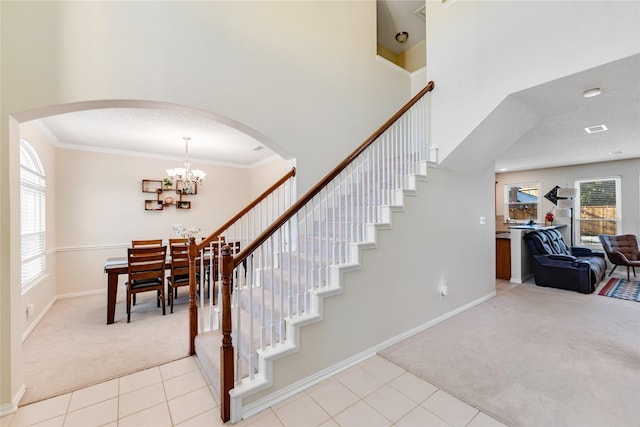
(598, 234), (640, 281)
(523, 228), (606, 294)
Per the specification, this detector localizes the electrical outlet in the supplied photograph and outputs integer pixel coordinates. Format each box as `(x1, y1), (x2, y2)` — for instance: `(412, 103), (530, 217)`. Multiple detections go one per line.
(27, 303), (34, 317)
(479, 216), (486, 225)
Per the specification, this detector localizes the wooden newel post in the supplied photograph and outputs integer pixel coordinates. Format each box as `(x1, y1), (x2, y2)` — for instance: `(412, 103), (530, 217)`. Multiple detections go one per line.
(188, 237), (198, 355)
(220, 244), (234, 423)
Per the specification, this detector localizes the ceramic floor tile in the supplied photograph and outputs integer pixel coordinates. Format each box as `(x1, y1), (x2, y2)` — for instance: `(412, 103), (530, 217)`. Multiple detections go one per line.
(318, 419), (339, 427)
(68, 379), (118, 412)
(207, 384), (220, 406)
(118, 382), (166, 419)
(332, 400), (391, 427)
(388, 372), (438, 404)
(421, 390), (479, 427)
(270, 392), (306, 412)
(175, 408), (226, 427)
(395, 405), (449, 427)
(62, 397), (118, 427)
(160, 357), (200, 381)
(163, 369), (207, 401)
(306, 379), (360, 417)
(29, 415), (65, 427)
(466, 412), (509, 427)
(7, 393), (70, 427)
(167, 386), (217, 425)
(0, 414), (13, 427)
(336, 367), (385, 399)
(361, 355), (406, 383)
(235, 409), (283, 426)
(119, 367), (162, 395)
(117, 403), (172, 427)
(273, 395), (330, 427)
(199, 368), (212, 385)
(363, 384), (417, 423)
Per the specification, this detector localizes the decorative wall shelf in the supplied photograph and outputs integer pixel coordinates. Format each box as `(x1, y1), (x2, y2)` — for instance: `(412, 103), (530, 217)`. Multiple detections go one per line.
(142, 179), (196, 210)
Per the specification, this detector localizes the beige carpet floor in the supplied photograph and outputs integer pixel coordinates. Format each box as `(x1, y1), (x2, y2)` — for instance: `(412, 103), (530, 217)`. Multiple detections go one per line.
(379, 282), (640, 427)
(21, 288), (191, 406)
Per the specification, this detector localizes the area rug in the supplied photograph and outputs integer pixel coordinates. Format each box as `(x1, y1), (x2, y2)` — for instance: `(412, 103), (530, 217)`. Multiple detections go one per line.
(378, 284), (640, 427)
(598, 277), (640, 302)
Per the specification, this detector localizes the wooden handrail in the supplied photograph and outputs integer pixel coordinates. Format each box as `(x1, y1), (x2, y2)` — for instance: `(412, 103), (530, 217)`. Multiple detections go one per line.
(196, 166), (296, 251)
(233, 81), (435, 266)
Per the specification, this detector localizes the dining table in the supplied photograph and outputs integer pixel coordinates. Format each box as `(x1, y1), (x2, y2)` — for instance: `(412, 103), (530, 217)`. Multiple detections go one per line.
(104, 241), (237, 324)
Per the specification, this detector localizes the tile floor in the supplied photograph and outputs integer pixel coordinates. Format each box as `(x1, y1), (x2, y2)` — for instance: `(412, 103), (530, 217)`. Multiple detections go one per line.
(3, 281), (514, 427)
(1, 354), (507, 427)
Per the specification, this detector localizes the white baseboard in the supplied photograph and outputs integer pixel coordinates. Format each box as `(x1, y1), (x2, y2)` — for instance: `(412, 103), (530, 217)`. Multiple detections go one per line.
(21, 288), (105, 342)
(240, 290), (497, 421)
(21, 297), (57, 343)
(57, 288), (105, 299)
(0, 384), (25, 417)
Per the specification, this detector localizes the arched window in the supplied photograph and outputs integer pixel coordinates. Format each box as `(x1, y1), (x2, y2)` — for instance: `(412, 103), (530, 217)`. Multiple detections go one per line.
(20, 140), (46, 287)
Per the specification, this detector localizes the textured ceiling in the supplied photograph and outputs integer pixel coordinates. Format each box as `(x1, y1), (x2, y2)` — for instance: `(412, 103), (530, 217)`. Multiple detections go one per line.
(495, 54), (640, 172)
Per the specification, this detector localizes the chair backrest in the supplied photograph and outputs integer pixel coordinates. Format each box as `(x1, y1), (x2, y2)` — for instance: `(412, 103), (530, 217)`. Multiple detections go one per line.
(200, 239), (240, 279)
(169, 239), (199, 280)
(524, 229), (571, 256)
(127, 245), (167, 284)
(131, 239), (163, 248)
(598, 234), (639, 262)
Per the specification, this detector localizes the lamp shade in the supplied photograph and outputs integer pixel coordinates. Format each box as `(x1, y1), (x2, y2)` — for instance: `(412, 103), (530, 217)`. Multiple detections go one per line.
(557, 187), (577, 198)
(555, 208), (572, 217)
(558, 199), (573, 208)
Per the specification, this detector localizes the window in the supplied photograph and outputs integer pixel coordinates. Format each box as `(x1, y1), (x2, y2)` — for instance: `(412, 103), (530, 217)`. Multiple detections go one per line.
(575, 177), (620, 246)
(504, 182), (540, 223)
(20, 140), (46, 287)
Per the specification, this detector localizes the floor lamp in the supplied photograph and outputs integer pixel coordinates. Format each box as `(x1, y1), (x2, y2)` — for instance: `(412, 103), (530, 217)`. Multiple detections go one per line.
(556, 187), (577, 245)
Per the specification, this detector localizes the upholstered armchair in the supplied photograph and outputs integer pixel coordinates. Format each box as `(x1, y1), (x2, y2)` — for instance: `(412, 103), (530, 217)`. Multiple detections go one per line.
(598, 234), (640, 281)
(523, 229), (606, 294)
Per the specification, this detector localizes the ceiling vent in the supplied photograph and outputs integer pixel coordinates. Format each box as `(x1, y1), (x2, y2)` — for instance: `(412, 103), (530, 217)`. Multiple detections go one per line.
(415, 5), (426, 21)
(584, 124), (608, 134)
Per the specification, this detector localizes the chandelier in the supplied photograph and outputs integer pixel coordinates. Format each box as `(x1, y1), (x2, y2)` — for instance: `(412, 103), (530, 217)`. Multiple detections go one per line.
(166, 137), (206, 186)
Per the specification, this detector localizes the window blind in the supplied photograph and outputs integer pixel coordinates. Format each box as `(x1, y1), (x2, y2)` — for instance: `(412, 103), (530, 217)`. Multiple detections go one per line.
(20, 141), (46, 287)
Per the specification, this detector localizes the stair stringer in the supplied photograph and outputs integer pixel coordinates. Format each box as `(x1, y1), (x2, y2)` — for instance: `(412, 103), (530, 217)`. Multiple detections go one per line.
(222, 170), (429, 423)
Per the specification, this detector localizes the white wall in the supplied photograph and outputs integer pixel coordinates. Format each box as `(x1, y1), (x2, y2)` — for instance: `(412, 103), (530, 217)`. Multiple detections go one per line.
(1, 1), (413, 409)
(426, 0), (640, 167)
(248, 163), (497, 404)
(53, 148), (262, 296)
(496, 159), (640, 243)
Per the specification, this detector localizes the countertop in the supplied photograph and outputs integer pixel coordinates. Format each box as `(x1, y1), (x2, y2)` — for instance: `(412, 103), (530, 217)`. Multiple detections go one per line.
(507, 224), (567, 230)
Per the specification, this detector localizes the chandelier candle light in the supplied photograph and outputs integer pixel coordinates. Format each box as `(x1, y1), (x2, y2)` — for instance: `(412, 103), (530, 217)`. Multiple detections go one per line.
(166, 137), (206, 186)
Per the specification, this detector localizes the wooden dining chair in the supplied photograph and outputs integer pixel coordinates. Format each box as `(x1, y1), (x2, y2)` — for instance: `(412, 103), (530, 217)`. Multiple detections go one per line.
(131, 239), (163, 247)
(130, 239), (164, 305)
(166, 238), (200, 313)
(126, 245), (167, 323)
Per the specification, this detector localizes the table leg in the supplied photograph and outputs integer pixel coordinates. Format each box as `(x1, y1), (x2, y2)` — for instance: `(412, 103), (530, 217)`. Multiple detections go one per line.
(107, 271), (118, 324)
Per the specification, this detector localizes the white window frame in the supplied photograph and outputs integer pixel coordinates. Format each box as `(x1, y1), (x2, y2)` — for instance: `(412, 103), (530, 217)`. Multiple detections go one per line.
(20, 140), (46, 289)
(574, 176), (621, 247)
(504, 182), (541, 223)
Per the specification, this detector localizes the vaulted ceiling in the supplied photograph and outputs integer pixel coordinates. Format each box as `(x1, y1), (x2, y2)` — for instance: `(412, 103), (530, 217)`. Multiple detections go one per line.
(31, 3), (639, 173)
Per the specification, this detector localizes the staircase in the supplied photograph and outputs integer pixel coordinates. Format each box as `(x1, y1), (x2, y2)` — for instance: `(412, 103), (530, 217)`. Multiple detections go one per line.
(188, 82), (435, 423)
